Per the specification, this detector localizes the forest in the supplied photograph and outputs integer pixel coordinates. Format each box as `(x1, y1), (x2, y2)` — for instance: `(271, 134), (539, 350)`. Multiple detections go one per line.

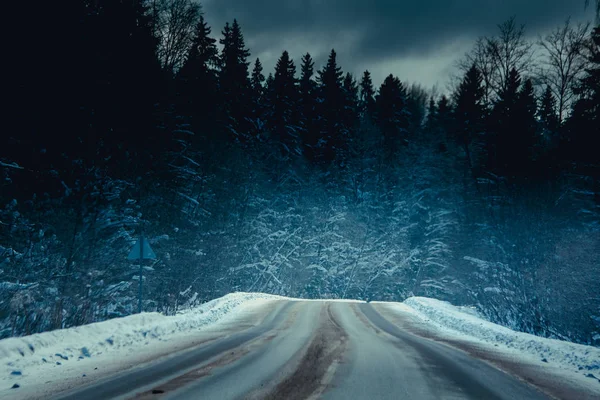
(2, 0), (599, 346)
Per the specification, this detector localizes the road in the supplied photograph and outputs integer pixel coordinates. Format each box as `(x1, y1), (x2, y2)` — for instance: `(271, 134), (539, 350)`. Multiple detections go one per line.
(56, 300), (557, 400)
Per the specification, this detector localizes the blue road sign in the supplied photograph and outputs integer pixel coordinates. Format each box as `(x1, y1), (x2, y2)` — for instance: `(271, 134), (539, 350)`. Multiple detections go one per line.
(128, 237), (157, 260)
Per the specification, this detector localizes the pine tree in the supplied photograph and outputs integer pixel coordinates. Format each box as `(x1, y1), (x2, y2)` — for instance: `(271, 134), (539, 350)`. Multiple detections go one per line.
(316, 49), (345, 163)
(317, 49), (344, 92)
(581, 27), (600, 120)
(219, 19), (252, 137)
(375, 74), (409, 158)
(514, 78), (538, 173)
(435, 95), (453, 144)
(568, 27), (600, 165)
(359, 70), (376, 118)
(406, 84), (429, 129)
(299, 53), (317, 156)
(437, 95), (451, 124)
(270, 50), (300, 155)
(537, 86), (561, 178)
(454, 64), (486, 168)
(343, 73), (359, 128)
(180, 16), (219, 75)
(299, 53), (316, 98)
(251, 58), (266, 120)
(519, 79), (538, 119)
(343, 73), (359, 106)
(426, 96), (437, 128)
(251, 58), (265, 98)
(492, 68), (522, 173)
(340, 73), (360, 162)
(265, 73), (275, 97)
(176, 16), (219, 135)
(539, 86), (559, 136)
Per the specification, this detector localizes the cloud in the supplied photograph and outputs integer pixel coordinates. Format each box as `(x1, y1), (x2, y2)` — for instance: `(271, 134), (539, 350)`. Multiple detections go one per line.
(202, 0), (594, 88)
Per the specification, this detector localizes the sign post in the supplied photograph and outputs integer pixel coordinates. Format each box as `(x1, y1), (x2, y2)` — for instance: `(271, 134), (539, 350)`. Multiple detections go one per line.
(128, 235), (157, 313)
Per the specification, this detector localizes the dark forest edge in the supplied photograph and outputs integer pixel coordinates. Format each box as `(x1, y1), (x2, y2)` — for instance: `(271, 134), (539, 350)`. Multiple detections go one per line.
(2, 1), (599, 346)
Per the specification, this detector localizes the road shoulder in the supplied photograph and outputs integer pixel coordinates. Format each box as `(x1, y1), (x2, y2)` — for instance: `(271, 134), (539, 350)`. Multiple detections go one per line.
(371, 302), (600, 400)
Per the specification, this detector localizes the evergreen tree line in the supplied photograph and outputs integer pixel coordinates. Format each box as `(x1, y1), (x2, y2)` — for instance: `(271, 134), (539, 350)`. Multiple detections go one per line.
(1, 2), (598, 345)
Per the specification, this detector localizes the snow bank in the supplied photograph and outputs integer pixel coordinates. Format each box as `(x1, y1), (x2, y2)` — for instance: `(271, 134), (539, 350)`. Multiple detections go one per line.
(0, 292), (360, 371)
(0, 293), (284, 364)
(402, 297), (600, 374)
(0, 292), (284, 396)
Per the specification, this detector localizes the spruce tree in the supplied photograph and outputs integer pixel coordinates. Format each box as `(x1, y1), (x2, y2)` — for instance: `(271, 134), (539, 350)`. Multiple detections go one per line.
(581, 26), (600, 121)
(251, 58), (265, 99)
(568, 27), (600, 165)
(316, 49), (345, 162)
(437, 95), (451, 125)
(343, 73), (359, 106)
(492, 68), (522, 173)
(299, 53), (316, 98)
(299, 53), (317, 156)
(375, 74), (408, 158)
(426, 96), (437, 128)
(537, 86), (561, 175)
(435, 95), (453, 144)
(514, 78), (538, 173)
(251, 58), (266, 120)
(343, 73), (359, 128)
(539, 86), (559, 136)
(176, 16), (219, 135)
(270, 51), (300, 155)
(219, 19), (252, 137)
(340, 73), (360, 162)
(454, 64), (486, 168)
(317, 49), (344, 92)
(359, 70), (376, 117)
(265, 73), (275, 98)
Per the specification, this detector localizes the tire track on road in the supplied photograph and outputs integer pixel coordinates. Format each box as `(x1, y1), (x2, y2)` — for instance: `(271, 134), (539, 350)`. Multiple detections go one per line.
(255, 303), (349, 400)
(358, 303), (550, 400)
(371, 303), (598, 400)
(132, 304), (304, 399)
(56, 301), (295, 400)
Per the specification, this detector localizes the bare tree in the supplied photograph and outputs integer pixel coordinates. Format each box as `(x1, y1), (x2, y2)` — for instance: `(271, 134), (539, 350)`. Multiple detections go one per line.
(459, 38), (495, 104)
(486, 17), (535, 96)
(538, 20), (590, 123)
(154, 0), (202, 75)
(459, 17), (535, 101)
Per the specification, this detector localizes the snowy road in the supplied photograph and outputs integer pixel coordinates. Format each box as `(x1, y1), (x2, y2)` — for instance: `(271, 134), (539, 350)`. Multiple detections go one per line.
(48, 300), (577, 400)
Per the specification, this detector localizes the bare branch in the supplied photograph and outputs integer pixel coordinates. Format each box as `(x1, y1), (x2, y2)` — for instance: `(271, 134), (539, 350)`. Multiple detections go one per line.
(538, 19), (590, 123)
(458, 17), (535, 102)
(154, 0), (202, 75)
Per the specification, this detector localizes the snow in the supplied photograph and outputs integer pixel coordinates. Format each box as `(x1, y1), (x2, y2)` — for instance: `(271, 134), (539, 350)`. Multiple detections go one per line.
(2, 293), (598, 398)
(0, 292), (285, 398)
(397, 297), (600, 375)
(0, 293), (273, 363)
(0, 161), (24, 170)
(177, 191), (200, 205)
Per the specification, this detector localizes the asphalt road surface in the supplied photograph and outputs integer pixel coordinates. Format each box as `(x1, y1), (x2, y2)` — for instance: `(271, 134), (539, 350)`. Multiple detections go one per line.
(56, 301), (561, 400)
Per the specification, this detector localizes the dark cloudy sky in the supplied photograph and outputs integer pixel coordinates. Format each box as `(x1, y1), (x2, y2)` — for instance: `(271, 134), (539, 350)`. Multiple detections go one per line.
(203, 0), (594, 91)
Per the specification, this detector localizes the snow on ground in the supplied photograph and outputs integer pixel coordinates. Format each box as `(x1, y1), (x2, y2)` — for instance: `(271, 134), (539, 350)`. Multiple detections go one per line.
(392, 297), (600, 378)
(0, 292), (284, 398)
(2, 292), (598, 398)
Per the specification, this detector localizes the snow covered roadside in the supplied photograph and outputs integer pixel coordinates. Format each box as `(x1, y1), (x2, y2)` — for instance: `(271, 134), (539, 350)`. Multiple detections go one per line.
(376, 296), (600, 396)
(400, 297), (600, 375)
(0, 292), (284, 399)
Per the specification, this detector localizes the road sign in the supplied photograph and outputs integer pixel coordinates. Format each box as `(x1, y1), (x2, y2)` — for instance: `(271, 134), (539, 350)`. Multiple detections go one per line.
(128, 235), (157, 314)
(128, 237), (157, 260)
